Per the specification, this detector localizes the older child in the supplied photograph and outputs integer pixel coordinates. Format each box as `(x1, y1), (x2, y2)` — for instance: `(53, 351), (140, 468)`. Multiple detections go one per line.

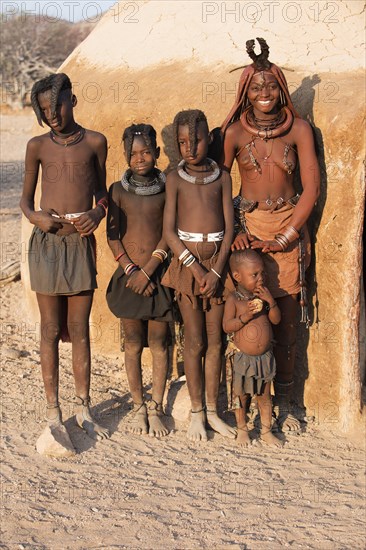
(223, 249), (282, 447)
(163, 109), (236, 442)
(20, 73), (109, 441)
(107, 124), (172, 437)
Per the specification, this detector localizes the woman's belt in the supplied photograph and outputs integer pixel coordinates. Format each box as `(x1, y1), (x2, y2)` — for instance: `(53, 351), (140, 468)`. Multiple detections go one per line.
(236, 194), (300, 213)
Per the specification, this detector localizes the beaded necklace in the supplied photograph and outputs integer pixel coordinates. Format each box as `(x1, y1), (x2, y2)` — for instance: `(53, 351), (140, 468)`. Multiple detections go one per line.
(121, 169), (166, 195)
(235, 287), (255, 301)
(49, 125), (85, 147)
(177, 158), (220, 185)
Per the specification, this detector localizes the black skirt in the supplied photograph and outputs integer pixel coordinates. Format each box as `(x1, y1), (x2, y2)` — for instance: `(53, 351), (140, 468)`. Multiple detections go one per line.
(106, 261), (173, 322)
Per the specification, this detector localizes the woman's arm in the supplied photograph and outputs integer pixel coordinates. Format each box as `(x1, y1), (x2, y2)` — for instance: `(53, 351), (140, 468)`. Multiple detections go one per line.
(289, 119), (320, 230)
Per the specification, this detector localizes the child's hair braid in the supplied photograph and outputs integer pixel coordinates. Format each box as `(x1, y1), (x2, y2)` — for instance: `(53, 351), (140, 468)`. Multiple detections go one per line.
(31, 73), (72, 126)
(172, 109), (209, 157)
(122, 124), (157, 164)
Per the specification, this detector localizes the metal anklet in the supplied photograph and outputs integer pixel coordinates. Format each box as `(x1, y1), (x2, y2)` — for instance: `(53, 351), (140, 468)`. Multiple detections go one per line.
(46, 403), (60, 409)
(191, 407), (206, 413)
(74, 396), (91, 406)
(147, 399), (161, 411)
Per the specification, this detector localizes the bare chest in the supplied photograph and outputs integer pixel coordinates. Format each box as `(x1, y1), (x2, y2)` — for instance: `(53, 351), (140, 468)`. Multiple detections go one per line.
(121, 191), (165, 230)
(40, 140), (95, 186)
(236, 138), (297, 175)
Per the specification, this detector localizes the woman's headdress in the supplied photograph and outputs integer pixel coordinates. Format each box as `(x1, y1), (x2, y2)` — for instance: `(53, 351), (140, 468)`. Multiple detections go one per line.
(221, 38), (299, 134)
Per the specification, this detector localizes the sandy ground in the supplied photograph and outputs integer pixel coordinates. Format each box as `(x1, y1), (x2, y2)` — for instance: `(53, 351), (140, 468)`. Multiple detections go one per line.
(0, 113), (365, 550)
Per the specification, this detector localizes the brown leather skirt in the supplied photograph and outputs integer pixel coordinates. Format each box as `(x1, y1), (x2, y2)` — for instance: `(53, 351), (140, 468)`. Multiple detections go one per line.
(161, 254), (235, 311)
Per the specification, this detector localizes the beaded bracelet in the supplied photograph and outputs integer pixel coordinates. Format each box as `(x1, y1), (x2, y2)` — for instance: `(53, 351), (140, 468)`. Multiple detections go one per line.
(179, 248), (190, 261)
(267, 302), (278, 310)
(124, 262), (139, 277)
(152, 248), (168, 263)
(115, 251), (126, 262)
(183, 254), (196, 267)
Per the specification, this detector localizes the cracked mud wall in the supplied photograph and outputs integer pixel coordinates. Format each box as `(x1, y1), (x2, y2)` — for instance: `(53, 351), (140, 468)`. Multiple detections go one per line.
(21, 0), (365, 429)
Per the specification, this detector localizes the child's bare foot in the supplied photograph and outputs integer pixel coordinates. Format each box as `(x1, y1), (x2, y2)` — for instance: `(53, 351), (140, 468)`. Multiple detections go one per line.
(147, 400), (169, 437)
(236, 425), (251, 447)
(75, 397), (110, 440)
(127, 402), (148, 435)
(46, 403), (63, 427)
(260, 427), (284, 447)
(206, 409), (237, 439)
(187, 409), (207, 442)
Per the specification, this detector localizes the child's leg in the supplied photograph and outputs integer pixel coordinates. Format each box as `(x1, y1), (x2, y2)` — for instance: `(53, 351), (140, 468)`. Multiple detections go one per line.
(67, 291), (109, 440)
(234, 394), (251, 447)
(122, 318), (148, 435)
(177, 297), (207, 441)
(147, 320), (169, 437)
(205, 304), (236, 439)
(272, 295), (300, 431)
(257, 383), (283, 447)
(36, 293), (63, 426)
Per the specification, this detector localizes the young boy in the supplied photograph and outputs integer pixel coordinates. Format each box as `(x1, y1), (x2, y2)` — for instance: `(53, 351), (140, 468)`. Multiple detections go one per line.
(163, 109), (236, 442)
(107, 123), (172, 437)
(20, 73), (109, 441)
(223, 249), (283, 447)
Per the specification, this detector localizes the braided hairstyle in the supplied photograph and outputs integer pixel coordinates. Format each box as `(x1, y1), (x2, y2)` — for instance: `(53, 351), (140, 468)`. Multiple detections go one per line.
(31, 73), (72, 126)
(122, 124), (157, 165)
(246, 37), (271, 71)
(173, 109), (209, 157)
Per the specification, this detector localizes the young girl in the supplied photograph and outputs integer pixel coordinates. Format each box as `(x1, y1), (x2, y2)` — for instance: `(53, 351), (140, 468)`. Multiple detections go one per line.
(162, 109), (236, 442)
(107, 123), (172, 437)
(223, 249), (283, 447)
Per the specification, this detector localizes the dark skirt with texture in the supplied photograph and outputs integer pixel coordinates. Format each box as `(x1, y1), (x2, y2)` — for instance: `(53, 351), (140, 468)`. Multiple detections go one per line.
(106, 261), (173, 322)
(233, 348), (276, 397)
(28, 226), (97, 296)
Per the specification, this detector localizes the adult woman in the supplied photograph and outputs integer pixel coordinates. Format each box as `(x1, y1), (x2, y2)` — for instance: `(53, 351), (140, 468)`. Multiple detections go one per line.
(221, 38), (320, 431)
